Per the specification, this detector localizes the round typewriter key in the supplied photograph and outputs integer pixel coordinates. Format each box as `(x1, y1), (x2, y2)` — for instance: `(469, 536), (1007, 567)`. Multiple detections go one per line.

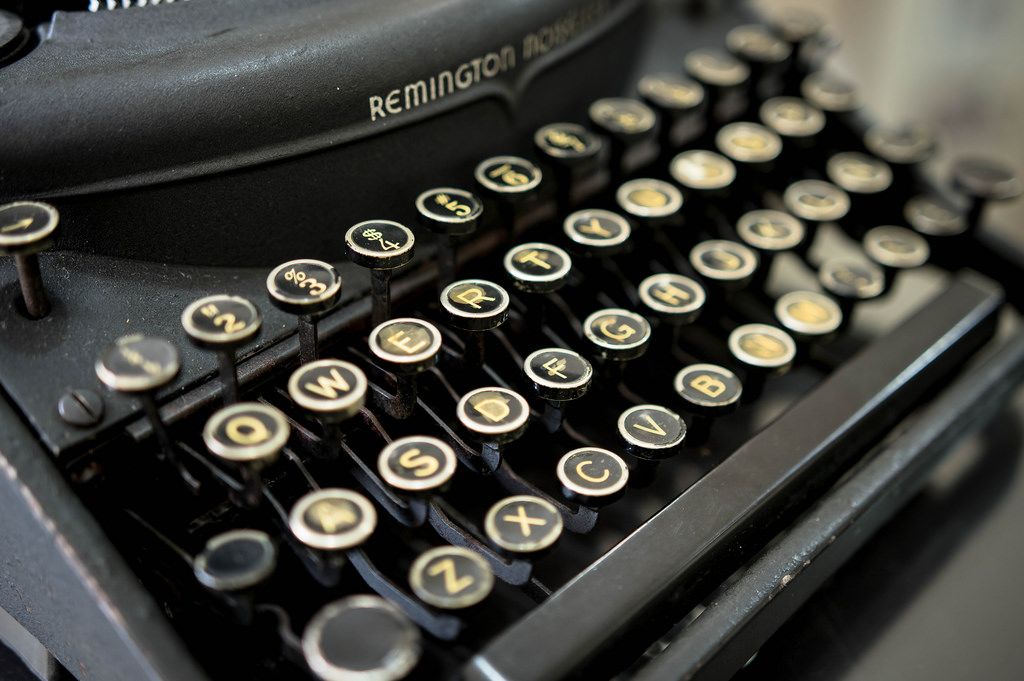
(302, 595), (420, 681)
(456, 387), (530, 445)
(441, 279), (510, 332)
(583, 308), (652, 362)
(441, 279), (509, 367)
(783, 179), (850, 224)
(194, 529), (277, 592)
(669, 150), (737, 195)
(904, 195), (967, 238)
(345, 220), (415, 327)
(524, 348), (593, 402)
(726, 24), (792, 65)
(369, 318), (442, 374)
(95, 334), (186, 476)
(637, 273), (706, 325)
(415, 187), (483, 286)
(759, 96), (825, 144)
(0, 200), (58, 318)
(534, 122), (604, 212)
(588, 98), (657, 177)
(826, 152), (893, 196)
(716, 122), (782, 165)
(182, 294), (261, 404)
(819, 258), (886, 315)
(615, 178), (684, 225)
(563, 209), (631, 254)
(409, 546), (494, 610)
(557, 447), (629, 504)
(801, 72), (859, 113)
(951, 156), (1022, 233)
(769, 6), (824, 44)
(484, 495), (563, 554)
(728, 323), (797, 376)
(617, 404), (687, 459)
(689, 239), (759, 291)
(774, 290), (843, 340)
(203, 402), (289, 499)
(864, 124), (936, 166)
(674, 363), (743, 414)
(266, 258), (342, 364)
(290, 489), (377, 552)
(637, 73), (705, 147)
(684, 48), (749, 121)
(863, 225), (930, 270)
(288, 360), (367, 421)
(503, 242), (572, 294)
(736, 209), (805, 253)
(474, 155), (543, 196)
(378, 436), (457, 494)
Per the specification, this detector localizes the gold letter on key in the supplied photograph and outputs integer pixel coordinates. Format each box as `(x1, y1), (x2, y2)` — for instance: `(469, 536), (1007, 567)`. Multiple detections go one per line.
(690, 374), (726, 397)
(453, 287), (495, 309)
(305, 368), (351, 399)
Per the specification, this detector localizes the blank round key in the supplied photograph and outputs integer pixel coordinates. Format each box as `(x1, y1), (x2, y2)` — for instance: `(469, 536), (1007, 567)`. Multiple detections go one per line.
(728, 323), (797, 399)
(615, 178), (684, 228)
(266, 258), (342, 365)
(637, 73), (705, 148)
(818, 257), (886, 317)
(951, 156), (1022, 233)
(637, 273), (706, 326)
(563, 209), (632, 256)
(523, 347), (593, 432)
(684, 48), (750, 122)
(95, 334), (184, 469)
(345, 220), (415, 328)
(617, 404), (687, 460)
(302, 595), (420, 681)
(441, 278), (509, 366)
(715, 122), (783, 193)
(484, 495), (563, 554)
(689, 239), (759, 291)
(368, 317), (442, 419)
(409, 546), (494, 610)
(669, 150), (737, 200)
(378, 436), (457, 495)
(774, 290), (843, 341)
(415, 187), (483, 287)
(904, 195), (967, 238)
(588, 97), (657, 177)
(826, 152), (893, 232)
(556, 447), (630, 506)
(801, 72), (861, 151)
(503, 242), (572, 294)
(583, 308), (652, 363)
(0, 201), (58, 319)
(862, 225), (930, 288)
(288, 360), (367, 457)
(182, 294), (261, 404)
(864, 124), (936, 167)
(204, 402), (290, 505)
(736, 209), (805, 283)
(726, 24), (792, 98)
(290, 488), (377, 552)
(194, 529), (278, 593)
(759, 97), (826, 157)
(534, 122), (604, 212)
(674, 362), (743, 445)
(783, 179), (850, 254)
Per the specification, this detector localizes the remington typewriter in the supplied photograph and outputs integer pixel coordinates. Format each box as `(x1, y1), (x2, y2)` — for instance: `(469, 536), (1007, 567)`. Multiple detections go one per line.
(2, 1), (1023, 680)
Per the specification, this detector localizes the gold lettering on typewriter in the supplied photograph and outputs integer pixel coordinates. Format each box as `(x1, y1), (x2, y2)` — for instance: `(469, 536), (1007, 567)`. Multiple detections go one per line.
(427, 558), (474, 594)
(515, 249), (552, 269)
(578, 218), (612, 237)
(199, 303), (246, 334)
(310, 500), (357, 533)
(385, 330), (429, 354)
(740, 333), (786, 359)
(545, 129), (586, 152)
(118, 347), (162, 376)
(597, 317), (636, 342)
(788, 300), (829, 324)
(652, 283), (692, 306)
(575, 460), (610, 484)
(690, 374), (726, 398)
(879, 238), (914, 254)
(434, 193), (472, 217)
(752, 219), (786, 238)
(706, 249), (742, 270)
(304, 368), (351, 399)
(541, 357), (568, 379)
(471, 395), (510, 423)
(1, 217), (33, 233)
(733, 133), (767, 150)
(452, 286), (495, 309)
(502, 505), (546, 536)
(632, 414), (666, 436)
(225, 415), (270, 445)
(361, 227), (402, 251)
(284, 268), (327, 296)
(629, 188), (668, 208)
(798, 192), (834, 209)
(398, 448), (440, 478)
(488, 162), (529, 186)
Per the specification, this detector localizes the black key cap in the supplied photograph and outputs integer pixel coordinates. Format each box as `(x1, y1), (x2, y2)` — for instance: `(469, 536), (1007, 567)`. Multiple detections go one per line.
(0, 200), (58, 319)
(464, 273), (1001, 681)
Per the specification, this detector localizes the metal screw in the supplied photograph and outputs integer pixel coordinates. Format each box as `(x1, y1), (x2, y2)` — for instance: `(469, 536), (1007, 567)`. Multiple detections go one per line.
(57, 388), (104, 428)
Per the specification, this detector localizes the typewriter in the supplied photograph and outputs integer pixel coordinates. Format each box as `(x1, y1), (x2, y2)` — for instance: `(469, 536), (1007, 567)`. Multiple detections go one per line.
(1, 1), (1023, 680)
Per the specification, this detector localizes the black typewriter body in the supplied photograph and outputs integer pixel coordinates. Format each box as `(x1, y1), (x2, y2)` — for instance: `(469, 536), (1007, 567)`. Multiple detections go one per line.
(1, 2), (1023, 681)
